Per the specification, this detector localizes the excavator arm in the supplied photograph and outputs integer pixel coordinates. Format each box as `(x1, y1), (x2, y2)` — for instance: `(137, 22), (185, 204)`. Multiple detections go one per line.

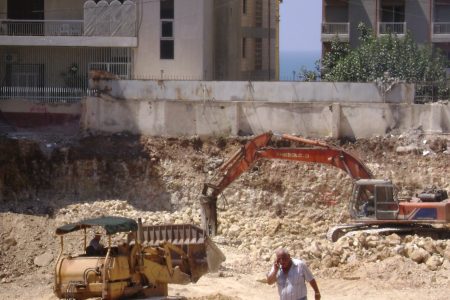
(200, 131), (373, 236)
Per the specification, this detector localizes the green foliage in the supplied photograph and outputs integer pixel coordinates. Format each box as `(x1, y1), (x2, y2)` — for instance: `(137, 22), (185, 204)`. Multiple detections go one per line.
(298, 60), (321, 82)
(321, 23), (448, 99)
(61, 63), (86, 88)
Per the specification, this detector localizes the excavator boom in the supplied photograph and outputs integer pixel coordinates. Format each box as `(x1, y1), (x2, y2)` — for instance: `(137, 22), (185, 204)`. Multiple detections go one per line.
(201, 131), (373, 235)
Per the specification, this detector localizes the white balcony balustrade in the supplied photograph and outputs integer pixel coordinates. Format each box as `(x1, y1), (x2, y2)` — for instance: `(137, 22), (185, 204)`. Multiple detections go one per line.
(0, 20), (83, 37)
(321, 22), (349, 42)
(434, 22), (450, 34)
(378, 22), (406, 35)
(322, 22), (349, 34)
(432, 22), (450, 43)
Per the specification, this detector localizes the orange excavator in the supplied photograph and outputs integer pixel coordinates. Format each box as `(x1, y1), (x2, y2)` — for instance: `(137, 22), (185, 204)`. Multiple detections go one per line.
(200, 132), (450, 241)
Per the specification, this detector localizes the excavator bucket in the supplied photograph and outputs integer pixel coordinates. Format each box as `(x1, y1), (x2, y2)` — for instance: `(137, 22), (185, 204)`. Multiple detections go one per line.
(139, 222), (225, 282)
(205, 236), (225, 272)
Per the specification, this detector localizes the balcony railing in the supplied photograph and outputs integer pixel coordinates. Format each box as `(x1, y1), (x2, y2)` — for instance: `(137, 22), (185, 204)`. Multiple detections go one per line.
(0, 20), (83, 36)
(0, 19), (136, 37)
(0, 86), (91, 103)
(433, 22), (450, 34)
(378, 22), (406, 35)
(322, 22), (349, 35)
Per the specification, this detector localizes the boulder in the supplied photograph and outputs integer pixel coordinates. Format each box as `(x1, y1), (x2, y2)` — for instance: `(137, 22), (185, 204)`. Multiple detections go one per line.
(385, 233), (401, 246)
(418, 237), (435, 254)
(392, 244), (406, 256)
(322, 255), (340, 268)
(442, 249), (450, 261)
(425, 254), (443, 271)
(407, 246), (430, 264)
(228, 224), (240, 237)
(34, 252), (54, 267)
(307, 241), (322, 258)
(396, 144), (420, 154)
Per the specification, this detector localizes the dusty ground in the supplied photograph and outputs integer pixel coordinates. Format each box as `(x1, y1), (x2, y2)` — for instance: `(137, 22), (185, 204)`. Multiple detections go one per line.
(0, 128), (449, 299)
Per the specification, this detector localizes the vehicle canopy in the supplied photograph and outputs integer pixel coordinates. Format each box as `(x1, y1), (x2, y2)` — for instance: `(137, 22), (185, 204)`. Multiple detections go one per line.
(55, 216), (138, 235)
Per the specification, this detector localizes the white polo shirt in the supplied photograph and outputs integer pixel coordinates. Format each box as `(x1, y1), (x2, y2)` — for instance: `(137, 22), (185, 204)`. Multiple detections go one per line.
(271, 258), (314, 300)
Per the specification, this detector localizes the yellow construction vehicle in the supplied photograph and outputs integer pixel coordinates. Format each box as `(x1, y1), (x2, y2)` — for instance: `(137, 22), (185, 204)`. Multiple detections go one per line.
(54, 216), (225, 300)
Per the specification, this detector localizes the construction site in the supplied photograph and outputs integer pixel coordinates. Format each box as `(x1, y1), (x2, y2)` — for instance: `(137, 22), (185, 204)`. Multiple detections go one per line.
(1, 0), (450, 299)
(0, 119), (449, 299)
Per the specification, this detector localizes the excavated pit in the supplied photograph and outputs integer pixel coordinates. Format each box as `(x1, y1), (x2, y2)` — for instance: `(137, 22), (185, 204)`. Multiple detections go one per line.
(0, 131), (449, 299)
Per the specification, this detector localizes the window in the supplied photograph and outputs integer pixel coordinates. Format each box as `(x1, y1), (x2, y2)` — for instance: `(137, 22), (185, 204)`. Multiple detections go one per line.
(160, 0), (174, 59)
(160, 40), (174, 59)
(242, 38), (246, 59)
(255, 0), (263, 27)
(381, 5), (405, 22)
(161, 21), (173, 37)
(255, 38), (262, 70)
(242, 0), (247, 14)
(161, 0), (174, 19)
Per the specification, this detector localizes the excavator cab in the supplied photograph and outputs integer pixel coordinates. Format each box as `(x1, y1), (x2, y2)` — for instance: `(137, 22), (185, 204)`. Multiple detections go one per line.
(350, 179), (399, 220)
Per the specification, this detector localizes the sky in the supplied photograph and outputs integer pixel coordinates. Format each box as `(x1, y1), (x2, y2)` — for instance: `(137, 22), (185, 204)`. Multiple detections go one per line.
(280, 0), (322, 52)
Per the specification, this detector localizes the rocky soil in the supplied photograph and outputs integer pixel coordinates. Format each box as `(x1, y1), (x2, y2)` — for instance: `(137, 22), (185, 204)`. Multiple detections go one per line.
(0, 129), (449, 299)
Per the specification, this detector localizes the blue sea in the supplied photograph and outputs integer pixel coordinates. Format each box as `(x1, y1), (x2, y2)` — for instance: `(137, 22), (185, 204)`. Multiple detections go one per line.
(280, 50), (321, 81)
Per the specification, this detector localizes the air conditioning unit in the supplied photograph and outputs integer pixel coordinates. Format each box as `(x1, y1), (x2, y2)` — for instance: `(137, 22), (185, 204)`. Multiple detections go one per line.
(4, 53), (17, 64)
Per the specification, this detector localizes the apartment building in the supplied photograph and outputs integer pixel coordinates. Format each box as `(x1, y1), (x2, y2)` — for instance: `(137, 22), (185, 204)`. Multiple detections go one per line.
(215, 0), (280, 81)
(321, 0), (450, 67)
(0, 0), (280, 102)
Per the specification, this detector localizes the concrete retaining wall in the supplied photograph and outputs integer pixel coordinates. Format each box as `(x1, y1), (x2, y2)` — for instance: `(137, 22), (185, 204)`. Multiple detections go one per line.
(83, 80), (448, 138)
(90, 80), (415, 103)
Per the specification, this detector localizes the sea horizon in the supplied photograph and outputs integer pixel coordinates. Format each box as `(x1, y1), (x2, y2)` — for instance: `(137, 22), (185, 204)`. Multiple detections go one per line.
(280, 50), (321, 81)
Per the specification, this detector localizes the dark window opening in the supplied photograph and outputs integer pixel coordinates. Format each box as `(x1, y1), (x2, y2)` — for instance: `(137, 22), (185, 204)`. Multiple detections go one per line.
(7, 0), (44, 20)
(161, 21), (173, 37)
(160, 40), (174, 59)
(381, 5), (405, 22)
(243, 0), (247, 14)
(242, 38), (246, 59)
(255, 38), (263, 70)
(161, 0), (174, 19)
(255, 0), (263, 27)
(7, 0), (44, 35)
(160, 0), (174, 60)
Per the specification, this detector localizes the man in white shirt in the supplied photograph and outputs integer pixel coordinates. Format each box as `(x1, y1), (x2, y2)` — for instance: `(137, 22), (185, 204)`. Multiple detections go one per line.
(267, 248), (321, 300)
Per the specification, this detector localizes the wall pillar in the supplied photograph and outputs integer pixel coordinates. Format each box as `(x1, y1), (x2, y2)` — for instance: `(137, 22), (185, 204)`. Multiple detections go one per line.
(331, 103), (341, 138)
(233, 102), (240, 135)
(428, 104), (443, 133)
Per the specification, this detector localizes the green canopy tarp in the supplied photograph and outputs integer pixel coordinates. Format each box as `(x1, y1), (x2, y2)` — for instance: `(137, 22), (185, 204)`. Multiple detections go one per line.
(56, 216), (138, 235)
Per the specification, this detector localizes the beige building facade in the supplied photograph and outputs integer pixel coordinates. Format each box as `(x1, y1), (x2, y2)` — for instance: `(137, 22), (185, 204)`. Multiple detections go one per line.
(0, 0), (280, 102)
(214, 0), (280, 81)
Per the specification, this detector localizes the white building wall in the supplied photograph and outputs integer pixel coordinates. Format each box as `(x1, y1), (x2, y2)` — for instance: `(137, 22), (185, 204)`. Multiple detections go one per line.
(133, 0), (212, 80)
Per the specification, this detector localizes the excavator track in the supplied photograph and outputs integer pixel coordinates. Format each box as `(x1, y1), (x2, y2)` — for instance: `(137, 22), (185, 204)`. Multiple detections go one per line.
(327, 224), (450, 242)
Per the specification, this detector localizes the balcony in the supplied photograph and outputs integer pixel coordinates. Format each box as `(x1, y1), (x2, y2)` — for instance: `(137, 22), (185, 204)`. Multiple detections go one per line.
(432, 22), (450, 43)
(0, 19), (137, 47)
(0, 20), (83, 36)
(378, 22), (406, 36)
(321, 22), (350, 42)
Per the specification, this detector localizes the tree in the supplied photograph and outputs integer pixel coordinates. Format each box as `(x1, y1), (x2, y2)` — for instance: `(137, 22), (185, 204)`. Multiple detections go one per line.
(321, 23), (448, 100)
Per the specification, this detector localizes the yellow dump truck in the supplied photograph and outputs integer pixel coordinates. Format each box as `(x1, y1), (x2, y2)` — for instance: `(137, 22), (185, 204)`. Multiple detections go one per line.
(54, 216), (225, 299)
